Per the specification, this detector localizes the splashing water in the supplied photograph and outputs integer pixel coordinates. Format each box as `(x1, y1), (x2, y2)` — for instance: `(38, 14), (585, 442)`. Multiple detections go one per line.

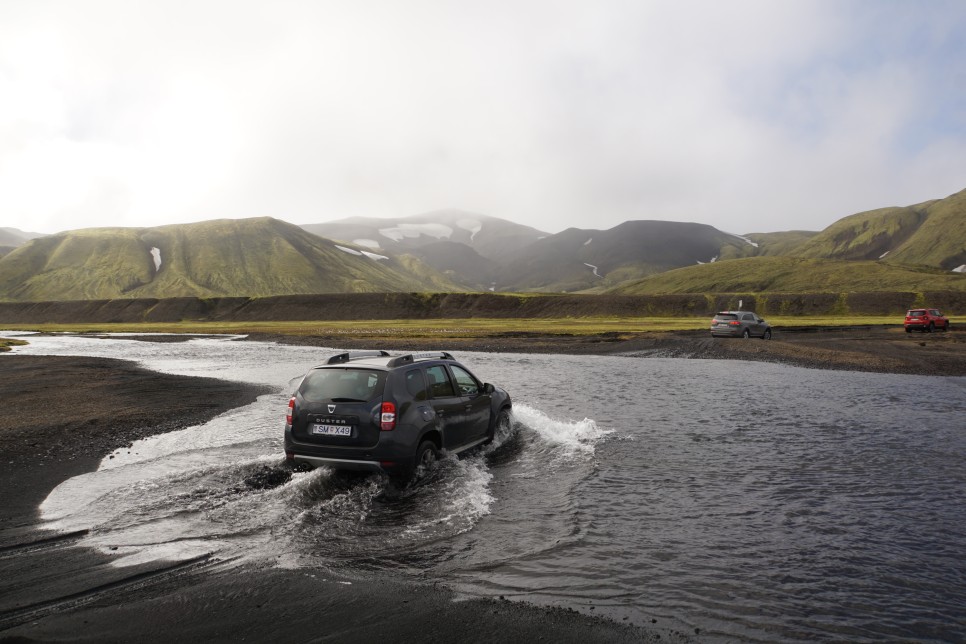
(38, 385), (603, 579)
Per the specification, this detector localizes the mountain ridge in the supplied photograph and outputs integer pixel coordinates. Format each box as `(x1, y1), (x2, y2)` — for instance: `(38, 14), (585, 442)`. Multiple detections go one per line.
(2, 186), (964, 301)
(0, 217), (463, 302)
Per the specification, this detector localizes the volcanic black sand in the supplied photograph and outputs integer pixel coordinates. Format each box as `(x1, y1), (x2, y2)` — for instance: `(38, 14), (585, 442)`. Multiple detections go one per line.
(2, 326), (963, 642)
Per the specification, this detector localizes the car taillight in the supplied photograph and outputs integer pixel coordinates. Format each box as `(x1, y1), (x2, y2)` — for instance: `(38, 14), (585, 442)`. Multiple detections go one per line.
(729, 320), (741, 326)
(286, 397), (295, 425)
(380, 402), (396, 431)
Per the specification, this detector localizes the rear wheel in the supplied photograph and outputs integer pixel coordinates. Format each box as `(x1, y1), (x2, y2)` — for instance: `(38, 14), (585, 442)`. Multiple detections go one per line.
(742, 329), (750, 339)
(928, 322), (935, 333)
(413, 440), (439, 481)
(762, 329), (772, 340)
(905, 327), (912, 333)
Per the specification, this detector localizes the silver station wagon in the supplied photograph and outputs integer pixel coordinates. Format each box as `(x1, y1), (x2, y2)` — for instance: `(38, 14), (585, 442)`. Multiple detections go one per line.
(710, 311), (773, 339)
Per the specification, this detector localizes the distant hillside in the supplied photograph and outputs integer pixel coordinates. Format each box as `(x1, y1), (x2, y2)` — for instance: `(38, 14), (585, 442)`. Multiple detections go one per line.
(0, 227), (44, 247)
(609, 256), (966, 295)
(404, 241), (500, 290)
(0, 217), (462, 302)
(496, 220), (762, 292)
(3, 185), (963, 301)
(0, 227), (42, 259)
(718, 230), (818, 260)
(301, 209), (548, 264)
(793, 188), (966, 271)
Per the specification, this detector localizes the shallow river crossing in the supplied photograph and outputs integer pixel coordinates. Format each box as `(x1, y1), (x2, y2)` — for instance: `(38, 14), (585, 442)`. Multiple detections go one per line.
(7, 333), (966, 642)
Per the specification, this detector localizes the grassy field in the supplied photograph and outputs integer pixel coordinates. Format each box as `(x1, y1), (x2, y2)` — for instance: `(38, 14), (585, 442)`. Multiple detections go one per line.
(609, 257), (966, 295)
(0, 315), (923, 341)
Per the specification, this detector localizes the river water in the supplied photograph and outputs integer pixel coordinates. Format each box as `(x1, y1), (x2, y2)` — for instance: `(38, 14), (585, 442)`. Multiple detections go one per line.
(6, 333), (966, 642)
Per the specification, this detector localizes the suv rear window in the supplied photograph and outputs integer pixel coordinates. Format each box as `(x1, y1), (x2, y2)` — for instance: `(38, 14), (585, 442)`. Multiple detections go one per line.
(715, 314), (738, 320)
(299, 368), (386, 402)
(907, 310), (926, 316)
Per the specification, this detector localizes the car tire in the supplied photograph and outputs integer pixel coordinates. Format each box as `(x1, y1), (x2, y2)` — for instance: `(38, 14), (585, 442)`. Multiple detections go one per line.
(928, 322), (935, 333)
(905, 327), (912, 333)
(762, 329), (772, 340)
(742, 329), (750, 339)
(413, 440), (439, 480)
(944, 323), (950, 332)
(488, 408), (511, 445)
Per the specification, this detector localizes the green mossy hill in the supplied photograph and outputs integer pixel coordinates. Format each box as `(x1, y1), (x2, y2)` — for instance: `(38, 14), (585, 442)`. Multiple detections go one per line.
(718, 230), (818, 260)
(0, 217), (462, 302)
(793, 188), (966, 270)
(608, 257), (966, 295)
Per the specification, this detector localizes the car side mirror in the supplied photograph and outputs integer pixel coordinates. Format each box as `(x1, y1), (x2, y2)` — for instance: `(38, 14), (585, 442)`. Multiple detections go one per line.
(483, 383), (495, 394)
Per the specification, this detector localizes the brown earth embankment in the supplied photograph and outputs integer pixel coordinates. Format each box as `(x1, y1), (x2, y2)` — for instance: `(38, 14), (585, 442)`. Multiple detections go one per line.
(1, 291), (964, 324)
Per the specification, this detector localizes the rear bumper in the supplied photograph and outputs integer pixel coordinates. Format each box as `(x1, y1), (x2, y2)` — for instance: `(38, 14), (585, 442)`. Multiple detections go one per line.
(284, 425), (413, 473)
(289, 453), (386, 472)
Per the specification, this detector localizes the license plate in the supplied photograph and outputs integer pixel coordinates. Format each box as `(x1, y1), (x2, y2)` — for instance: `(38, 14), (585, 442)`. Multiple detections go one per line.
(311, 424), (353, 436)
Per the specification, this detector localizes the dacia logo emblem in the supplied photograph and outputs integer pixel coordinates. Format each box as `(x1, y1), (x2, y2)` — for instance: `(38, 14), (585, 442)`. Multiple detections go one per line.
(328, 404), (336, 413)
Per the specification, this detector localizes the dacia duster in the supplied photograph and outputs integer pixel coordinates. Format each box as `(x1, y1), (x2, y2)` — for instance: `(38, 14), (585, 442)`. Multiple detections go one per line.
(284, 351), (512, 479)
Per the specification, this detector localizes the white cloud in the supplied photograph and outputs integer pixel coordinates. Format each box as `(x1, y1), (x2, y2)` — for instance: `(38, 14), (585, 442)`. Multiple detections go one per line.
(0, 0), (964, 236)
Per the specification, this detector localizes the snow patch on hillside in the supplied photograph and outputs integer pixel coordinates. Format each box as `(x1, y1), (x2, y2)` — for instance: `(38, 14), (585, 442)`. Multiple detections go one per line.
(584, 262), (603, 278)
(879, 251), (890, 259)
(353, 239), (381, 249)
(953, 264), (966, 273)
(379, 223), (453, 242)
(726, 232), (759, 248)
(150, 247), (162, 272)
(457, 218), (482, 241)
(584, 237), (593, 246)
(337, 245), (387, 261)
(696, 256), (718, 265)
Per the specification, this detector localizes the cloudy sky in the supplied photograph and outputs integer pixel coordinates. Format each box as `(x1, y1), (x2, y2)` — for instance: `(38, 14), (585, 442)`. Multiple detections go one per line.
(1, 0), (964, 236)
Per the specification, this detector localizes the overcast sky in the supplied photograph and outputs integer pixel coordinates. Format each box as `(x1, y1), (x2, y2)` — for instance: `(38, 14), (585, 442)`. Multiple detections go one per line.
(1, 0), (964, 236)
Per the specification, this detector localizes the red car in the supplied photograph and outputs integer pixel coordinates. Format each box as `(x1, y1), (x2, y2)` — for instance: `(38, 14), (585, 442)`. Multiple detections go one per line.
(904, 308), (950, 333)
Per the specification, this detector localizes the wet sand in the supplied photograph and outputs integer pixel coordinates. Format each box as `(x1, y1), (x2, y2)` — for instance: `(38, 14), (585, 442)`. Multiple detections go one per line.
(2, 326), (963, 642)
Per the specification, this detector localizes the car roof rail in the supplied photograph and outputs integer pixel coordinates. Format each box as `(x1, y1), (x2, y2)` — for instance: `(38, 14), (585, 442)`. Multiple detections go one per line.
(325, 350), (391, 365)
(386, 351), (455, 368)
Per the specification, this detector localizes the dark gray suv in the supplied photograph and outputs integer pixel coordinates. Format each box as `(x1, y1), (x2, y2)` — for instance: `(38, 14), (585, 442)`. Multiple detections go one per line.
(710, 311), (773, 339)
(284, 351), (512, 478)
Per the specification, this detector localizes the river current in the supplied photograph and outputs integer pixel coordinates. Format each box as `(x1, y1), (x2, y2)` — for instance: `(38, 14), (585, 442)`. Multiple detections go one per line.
(6, 333), (966, 642)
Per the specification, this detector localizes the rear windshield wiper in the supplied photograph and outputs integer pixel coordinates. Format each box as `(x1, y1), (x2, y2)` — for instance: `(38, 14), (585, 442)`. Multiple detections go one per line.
(330, 397), (367, 403)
